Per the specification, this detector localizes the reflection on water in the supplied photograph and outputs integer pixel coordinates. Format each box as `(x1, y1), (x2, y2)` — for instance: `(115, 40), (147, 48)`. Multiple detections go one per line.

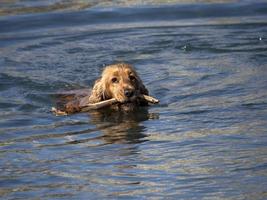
(89, 108), (155, 144)
(0, 0), (267, 199)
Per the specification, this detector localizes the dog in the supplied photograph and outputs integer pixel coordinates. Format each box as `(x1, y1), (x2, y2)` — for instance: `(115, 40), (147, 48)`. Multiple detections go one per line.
(56, 63), (150, 113)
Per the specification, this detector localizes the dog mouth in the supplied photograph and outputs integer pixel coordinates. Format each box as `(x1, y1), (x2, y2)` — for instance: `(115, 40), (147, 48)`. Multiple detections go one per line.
(121, 97), (136, 104)
(115, 95), (137, 104)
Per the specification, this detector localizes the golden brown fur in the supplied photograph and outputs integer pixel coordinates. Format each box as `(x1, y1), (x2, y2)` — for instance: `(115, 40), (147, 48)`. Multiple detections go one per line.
(89, 63), (148, 104)
(56, 63), (149, 113)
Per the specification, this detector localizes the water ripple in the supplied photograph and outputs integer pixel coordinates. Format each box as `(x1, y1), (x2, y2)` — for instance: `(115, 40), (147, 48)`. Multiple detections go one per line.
(1, 1), (267, 199)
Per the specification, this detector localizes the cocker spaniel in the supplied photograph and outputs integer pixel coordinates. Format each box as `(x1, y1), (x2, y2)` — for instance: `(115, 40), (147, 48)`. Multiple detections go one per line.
(56, 63), (150, 114)
(89, 63), (148, 103)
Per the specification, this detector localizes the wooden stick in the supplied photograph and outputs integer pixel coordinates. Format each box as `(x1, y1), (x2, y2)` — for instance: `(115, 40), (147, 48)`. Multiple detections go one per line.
(51, 107), (68, 116)
(52, 95), (159, 116)
(80, 95), (159, 112)
(51, 98), (117, 116)
(142, 94), (159, 104)
(80, 98), (117, 112)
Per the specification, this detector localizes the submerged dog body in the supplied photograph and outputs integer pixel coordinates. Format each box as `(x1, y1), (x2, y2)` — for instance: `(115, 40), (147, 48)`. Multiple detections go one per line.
(58, 63), (150, 113)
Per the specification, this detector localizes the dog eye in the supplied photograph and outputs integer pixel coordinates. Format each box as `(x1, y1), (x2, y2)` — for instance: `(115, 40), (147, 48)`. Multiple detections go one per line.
(129, 75), (136, 81)
(111, 77), (118, 83)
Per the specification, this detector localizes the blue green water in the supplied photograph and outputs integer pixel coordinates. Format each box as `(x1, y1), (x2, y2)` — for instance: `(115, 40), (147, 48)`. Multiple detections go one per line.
(0, 1), (267, 199)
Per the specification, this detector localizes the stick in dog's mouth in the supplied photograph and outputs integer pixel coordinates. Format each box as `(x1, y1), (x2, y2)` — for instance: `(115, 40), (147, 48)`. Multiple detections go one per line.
(52, 94), (159, 116)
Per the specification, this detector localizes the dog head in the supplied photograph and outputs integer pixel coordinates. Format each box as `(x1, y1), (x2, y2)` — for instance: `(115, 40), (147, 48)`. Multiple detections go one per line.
(89, 63), (148, 104)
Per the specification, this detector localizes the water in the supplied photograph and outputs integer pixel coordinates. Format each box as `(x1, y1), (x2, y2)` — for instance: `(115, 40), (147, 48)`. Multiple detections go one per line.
(1, 0), (267, 199)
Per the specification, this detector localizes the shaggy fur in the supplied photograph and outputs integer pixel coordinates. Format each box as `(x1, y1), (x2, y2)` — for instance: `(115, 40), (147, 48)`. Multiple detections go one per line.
(57, 63), (149, 113)
(89, 63), (148, 104)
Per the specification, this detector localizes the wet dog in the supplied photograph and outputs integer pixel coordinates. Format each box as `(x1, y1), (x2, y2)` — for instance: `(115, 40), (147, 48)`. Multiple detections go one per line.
(56, 63), (149, 113)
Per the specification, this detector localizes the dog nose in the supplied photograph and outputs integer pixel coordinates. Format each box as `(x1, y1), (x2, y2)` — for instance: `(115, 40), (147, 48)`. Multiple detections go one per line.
(124, 89), (134, 98)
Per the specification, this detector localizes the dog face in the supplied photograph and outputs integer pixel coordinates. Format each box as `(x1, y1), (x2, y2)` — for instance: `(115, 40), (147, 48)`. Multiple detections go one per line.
(89, 63), (148, 104)
(103, 64), (140, 102)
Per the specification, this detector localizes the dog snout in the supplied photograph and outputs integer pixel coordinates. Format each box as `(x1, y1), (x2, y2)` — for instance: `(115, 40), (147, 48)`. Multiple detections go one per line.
(124, 89), (134, 98)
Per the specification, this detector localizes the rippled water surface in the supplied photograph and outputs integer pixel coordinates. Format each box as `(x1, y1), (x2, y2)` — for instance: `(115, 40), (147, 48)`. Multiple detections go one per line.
(1, 0), (267, 199)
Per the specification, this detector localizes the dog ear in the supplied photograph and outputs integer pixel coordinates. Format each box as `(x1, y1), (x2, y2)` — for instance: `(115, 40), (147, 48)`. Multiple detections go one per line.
(89, 79), (106, 103)
(138, 79), (149, 95)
